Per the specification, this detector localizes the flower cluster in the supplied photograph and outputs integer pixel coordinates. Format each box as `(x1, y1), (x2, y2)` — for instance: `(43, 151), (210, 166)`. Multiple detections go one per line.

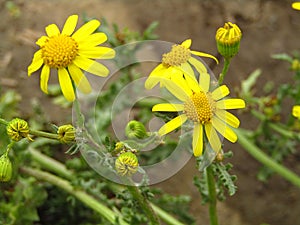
(145, 23), (245, 157)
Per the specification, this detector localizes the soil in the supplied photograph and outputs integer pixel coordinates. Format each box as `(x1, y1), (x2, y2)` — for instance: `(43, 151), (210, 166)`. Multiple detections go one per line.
(1, 0), (300, 225)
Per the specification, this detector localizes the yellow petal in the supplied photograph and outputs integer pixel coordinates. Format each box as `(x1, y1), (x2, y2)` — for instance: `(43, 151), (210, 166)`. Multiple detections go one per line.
(40, 65), (50, 94)
(181, 39), (192, 48)
(68, 64), (92, 94)
(36, 36), (48, 47)
(77, 32), (108, 46)
(72, 20), (100, 42)
(73, 56), (109, 77)
(292, 105), (300, 118)
(62, 15), (78, 35)
(212, 85), (229, 100)
(190, 50), (218, 64)
(204, 123), (222, 152)
(28, 50), (43, 76)
(215, 109), (240, 128)
(188, 57), (207, 74)
(58, 68), (75, 102)
(179, 62), (194, 77)
(158, 114), (187, 136)
(181, 69), (200, 93)
(45, 24), (60, 37)
(163, 76), (190, 102)
(216, 99), (245, 110)
(152, 103), (184, 112)
(211, 117), (237, 143)
(78, 47), (115, 59)
(292, 2), (300, 10)
(145, 64), (166, 89)
(193, 124), (203, 157)
(199, 72), (210, 93)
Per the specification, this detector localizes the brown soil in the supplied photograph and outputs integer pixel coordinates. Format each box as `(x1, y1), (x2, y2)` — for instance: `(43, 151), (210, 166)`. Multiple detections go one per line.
(1, 0), (300, 224)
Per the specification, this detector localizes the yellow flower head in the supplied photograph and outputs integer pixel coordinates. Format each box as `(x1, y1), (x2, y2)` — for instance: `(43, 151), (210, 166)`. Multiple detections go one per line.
(28, 15), (115, 101)
(216, 22), (242, 59)
(292, 2), (300, 10)
(115, 152), (139, 176)
(292, 105), (300, 119)
(152, 74), (245, 156)
(145, 39), (218, 89)
(7, 118), (32, 142)
(57, 124), (76, 144)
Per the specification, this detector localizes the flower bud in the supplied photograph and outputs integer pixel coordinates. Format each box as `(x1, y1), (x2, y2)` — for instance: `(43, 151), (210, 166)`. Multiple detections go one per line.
(291, 59), (300, 71)
(216, 22), (242, 59)
(0, 153), (13, 182)
(57, 124), (76, 144)
(125, 120), (148, 139)
(7, 118), (32, 141)
(292, 105), (300, 119)
(115, 152), (139, 176)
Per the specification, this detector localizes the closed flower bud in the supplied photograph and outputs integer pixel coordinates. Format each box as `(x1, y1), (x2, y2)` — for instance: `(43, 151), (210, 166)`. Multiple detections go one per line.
(125, 120), (148, 139)
(7, 118), (32, 141)
(291, 59), (300, 71)
(0, 153), (13, 182)
(115, 152), (139, 176)
(57, 124), (76, 144)
(216, 22), (242, 59)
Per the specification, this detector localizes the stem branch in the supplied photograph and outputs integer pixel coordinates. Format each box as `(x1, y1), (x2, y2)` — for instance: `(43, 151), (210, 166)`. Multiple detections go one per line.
(236, 128), (300, 188)
(20, 167), (130, 225)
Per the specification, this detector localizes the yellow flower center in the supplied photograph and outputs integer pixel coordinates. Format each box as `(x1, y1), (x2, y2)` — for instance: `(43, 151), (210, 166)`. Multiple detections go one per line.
(162, 44), (191, 67)
(184, 92), (216, 124)
(41, 34), (79, 68)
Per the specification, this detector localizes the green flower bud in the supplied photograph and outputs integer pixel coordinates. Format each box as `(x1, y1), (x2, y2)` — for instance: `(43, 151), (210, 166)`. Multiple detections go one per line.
(7, 118), (32, 141)
(0, 153), (13, 182)
(57, 124), (76, 144)
(291, 59), (300, 71)
(216, 22), (242, 59)
(125, 120), (148, 139)
(115, 152), (139, 176)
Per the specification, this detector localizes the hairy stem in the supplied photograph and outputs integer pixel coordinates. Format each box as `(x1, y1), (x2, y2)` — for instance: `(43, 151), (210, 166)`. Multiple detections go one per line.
(206, 165), (219, 225)
(125, 179), (160, 225)
(218, 58), (231, 85)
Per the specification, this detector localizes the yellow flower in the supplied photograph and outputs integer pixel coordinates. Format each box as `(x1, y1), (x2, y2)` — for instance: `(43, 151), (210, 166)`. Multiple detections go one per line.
(292, 2), (300, 10)
(216, 22), (242, 59)
(57, 124), (76, 144)
(28, 15), (115, 101)
(115, 152), (139, 176)
(292, 105), (300, 119)
(7, 118), (33, 142)
(145, 39), (218, 89)
(152, 74), (245, 156)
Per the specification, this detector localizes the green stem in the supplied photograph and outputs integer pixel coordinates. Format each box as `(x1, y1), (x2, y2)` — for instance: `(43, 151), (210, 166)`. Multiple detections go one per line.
(206, 165), (219, 225)
(29, 129), (59, 140)
(236, 129), (300, 188)
(108, 182), (185, 225)
(125, 179), (160, 225)
(150, 203), (185, 225)
(74, 98), (85, 129)
(218, 58), (231, 85)
(20, 167), (130, 225)
(28, 147), (73, 179)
